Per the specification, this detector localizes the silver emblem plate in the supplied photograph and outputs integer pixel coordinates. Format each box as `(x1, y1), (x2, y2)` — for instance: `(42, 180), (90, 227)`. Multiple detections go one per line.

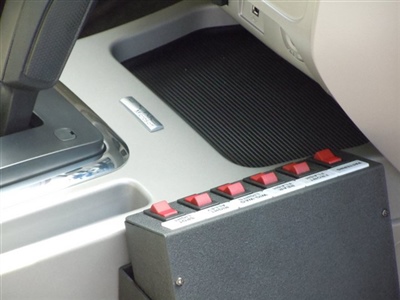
(120, 96), (164, 132)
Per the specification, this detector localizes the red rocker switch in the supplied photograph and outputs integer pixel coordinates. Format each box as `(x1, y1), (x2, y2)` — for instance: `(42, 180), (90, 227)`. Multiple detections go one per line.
(314, 149), (342, 165)
(150, 201), (178, 218)
(185, 193), (213, 208)
(250, 172), (278, 186)
(282, 162), (310, 175)
(217, 182), (246, 196)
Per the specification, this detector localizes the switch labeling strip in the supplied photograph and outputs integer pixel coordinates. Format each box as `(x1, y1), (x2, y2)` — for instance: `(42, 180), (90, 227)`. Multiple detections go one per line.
(162, 160), (369, 230)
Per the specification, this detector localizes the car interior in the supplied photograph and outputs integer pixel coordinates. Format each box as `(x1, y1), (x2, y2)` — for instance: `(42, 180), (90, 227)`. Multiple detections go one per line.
(1, 0), (400, 299)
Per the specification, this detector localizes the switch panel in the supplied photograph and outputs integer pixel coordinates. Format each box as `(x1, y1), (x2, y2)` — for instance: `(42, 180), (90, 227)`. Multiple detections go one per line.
(125, 150), (399, 300)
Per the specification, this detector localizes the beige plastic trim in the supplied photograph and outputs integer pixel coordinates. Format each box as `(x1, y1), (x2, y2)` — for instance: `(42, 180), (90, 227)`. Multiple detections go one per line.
(312, 1), (400, 172)
(249, 0), (308, 22)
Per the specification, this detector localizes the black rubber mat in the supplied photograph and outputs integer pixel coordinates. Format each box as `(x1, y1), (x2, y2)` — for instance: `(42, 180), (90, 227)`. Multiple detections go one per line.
(123, 26), (368, 167)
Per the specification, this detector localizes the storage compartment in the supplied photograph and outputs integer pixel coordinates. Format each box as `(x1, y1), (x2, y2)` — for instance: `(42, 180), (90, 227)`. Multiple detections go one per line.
(2, 182), (149, 253)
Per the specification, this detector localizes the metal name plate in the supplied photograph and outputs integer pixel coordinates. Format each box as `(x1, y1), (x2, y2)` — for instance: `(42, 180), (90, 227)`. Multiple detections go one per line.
(120, 97), (164, 132)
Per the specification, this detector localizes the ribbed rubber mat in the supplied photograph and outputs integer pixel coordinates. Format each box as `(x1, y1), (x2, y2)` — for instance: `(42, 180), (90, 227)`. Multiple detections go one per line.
(122, 26), (368, 167)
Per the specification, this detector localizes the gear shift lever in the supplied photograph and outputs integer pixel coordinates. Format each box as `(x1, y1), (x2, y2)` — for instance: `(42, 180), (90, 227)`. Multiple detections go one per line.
(0, 0), (107, 187)
(0, 0), (96, 135)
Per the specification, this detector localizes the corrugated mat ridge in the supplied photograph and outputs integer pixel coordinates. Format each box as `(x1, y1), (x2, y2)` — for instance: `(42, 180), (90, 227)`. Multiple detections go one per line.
(122, 26), (368, 167)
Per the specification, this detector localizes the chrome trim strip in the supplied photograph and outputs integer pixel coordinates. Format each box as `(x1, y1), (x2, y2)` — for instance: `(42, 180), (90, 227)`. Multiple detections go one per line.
(1, 83), (130, 196)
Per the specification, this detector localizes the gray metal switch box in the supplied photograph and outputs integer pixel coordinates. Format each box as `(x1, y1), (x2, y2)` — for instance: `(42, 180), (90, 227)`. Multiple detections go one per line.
(125, 155), (399, 300)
